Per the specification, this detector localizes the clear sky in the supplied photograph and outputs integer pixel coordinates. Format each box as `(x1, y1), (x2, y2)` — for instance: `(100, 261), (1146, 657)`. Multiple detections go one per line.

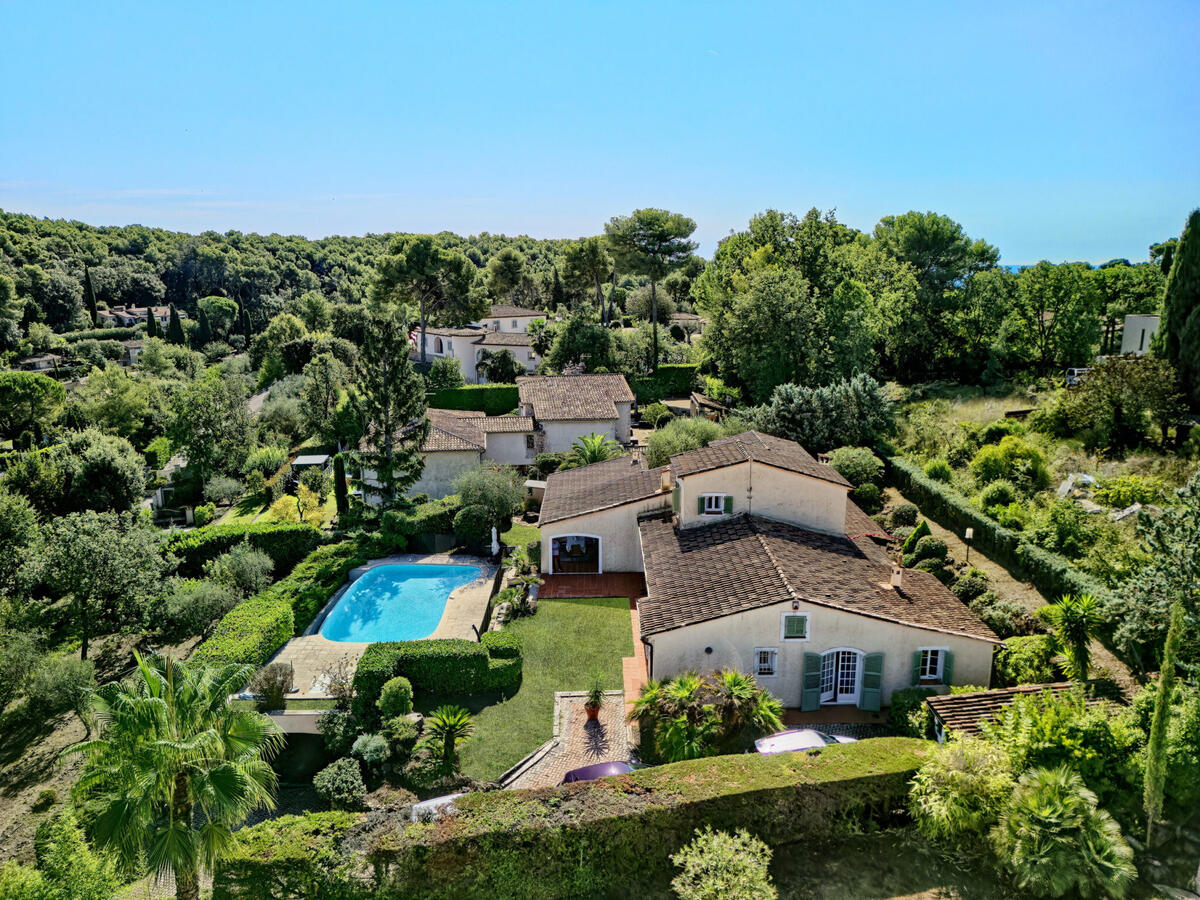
(2, 1), (1197, 263)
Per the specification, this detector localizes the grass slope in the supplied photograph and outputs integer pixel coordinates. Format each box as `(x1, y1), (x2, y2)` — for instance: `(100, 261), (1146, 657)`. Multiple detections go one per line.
(414, 596), (632, 781)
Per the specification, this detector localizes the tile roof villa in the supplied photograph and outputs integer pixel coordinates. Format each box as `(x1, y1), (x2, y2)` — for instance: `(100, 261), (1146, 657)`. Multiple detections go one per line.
(517, 373), (634, 421)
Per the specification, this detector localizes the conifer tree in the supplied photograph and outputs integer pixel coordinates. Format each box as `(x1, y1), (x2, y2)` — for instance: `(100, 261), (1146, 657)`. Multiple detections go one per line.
(551, 266), (565, 309)
(1144, 600), (1184, 848)
(197, 307), (213, 346)
(333, 453), (348, 516)
(83, 265), (99, 326)
(240, 301), (252, 344)
(145, 308), (158, 338)
(166, 303), (185, 344)
(1158, 208), (1200, 405)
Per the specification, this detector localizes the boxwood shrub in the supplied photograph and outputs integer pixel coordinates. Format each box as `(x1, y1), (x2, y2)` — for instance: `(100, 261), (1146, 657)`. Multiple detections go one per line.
(166, 522), (322, 578)
(428, 384), (519, 416)
(480, 631), (522, 659)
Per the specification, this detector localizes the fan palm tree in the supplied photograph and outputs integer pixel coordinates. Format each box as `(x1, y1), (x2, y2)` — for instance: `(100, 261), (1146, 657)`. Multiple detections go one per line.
(565, 433), (623, 469)
(709, 669), (783, 750)
(426, 704), (475, 765)
(1038, 593), (1101, 680)
(68, 652), (283, 900)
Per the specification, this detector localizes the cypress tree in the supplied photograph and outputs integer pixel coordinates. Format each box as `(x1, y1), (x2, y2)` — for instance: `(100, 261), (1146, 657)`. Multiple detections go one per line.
(240, 301), (252, 344)
(145, 309), (158, 339)
(167, 303), (186, 345)
(197, 307), (213, 346)
(551, 266), (565, 309)
(1159, 208), (1200, 405)
(333, 453), (348, 516)
(1144, 600), (1184, 848)
(83, 266), (99, 326)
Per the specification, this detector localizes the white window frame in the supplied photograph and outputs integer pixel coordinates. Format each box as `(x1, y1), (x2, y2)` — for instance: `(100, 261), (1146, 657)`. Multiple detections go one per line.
(753, 647), (778, 678)
(780, 612), (810, 641)
(918, 647), (948, 682)
(701, 493), (727, 516)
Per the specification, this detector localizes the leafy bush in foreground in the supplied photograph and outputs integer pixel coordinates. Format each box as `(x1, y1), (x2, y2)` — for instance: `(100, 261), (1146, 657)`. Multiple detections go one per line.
(670, 827), (776, 900)
(909, 738), (1014, 844)
(313, 758), (366, 811)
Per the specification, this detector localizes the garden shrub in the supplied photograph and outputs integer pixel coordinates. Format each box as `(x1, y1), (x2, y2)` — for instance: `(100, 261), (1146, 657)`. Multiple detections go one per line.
(143, 435), (172, 470)
(950, 572), (989, 604)
(670, 827), (776, 900)
(1093, 474), (1166, 508)
(978, 479), (1018, 509)
(970, 436), (1049, 492)
(908, 738), (1014, 843)
(22, 657), (95, 721)
(384, 716), (420, 763)
(429, 384), (519, 416)
(205, 542), (275, 597)
(205, 475), (243, 505)
(1129, 682), (1200, 817)
(452, 504), (492, 544)
(888, 687), (936, 738)
(889, 503), (918, 529)
(978, 418), (1024, 445)
(828, 446), (884, 487)
(313, 758), (366, 811)
(969, 593), (1037, 639)
(317, 709), (359, 756)
(381, 496), (460, 544)
(0, 631), (42, 713)
(993, 634), (1056, 686)
(851, 482), (882, 513)
(161, 580), (239, 639)
(900, 519), (930, 555)
(923, 458), (952, 482)
(378, 677), (414, 718)
(352, 733), (390, 767)
(242, 445), (289, 479)
(1026, 498), (1097, 559)
(912, 557), (952, 584)
(165, 521), (321, 577)
(630, 364), (698, 402)
(250, 662), (293, 712)
(193, 501), (217, 527)
(891, 525), (914, 544)
(910, 535), (947, 565)
(480, 631), (522, 659)
(641, 401), (673, 429)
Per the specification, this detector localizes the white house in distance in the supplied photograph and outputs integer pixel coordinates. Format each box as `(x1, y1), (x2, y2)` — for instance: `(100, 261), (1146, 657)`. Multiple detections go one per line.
(516, 374), (633, 453)
(536, 430), (999, 712)
(1120, 314), (1160, 356)
(97, 305), (184, 328)
(477, 303), (545, 334)
(418, 327), (539, 385)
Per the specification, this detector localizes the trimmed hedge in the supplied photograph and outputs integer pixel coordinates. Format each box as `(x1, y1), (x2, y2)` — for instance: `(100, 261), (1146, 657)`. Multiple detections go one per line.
(381, 496), (461, 545)
(192, 539), (367, 667)
(480, 631), (522, 659)
(353, 637), (523, 725)
(888, 456), (1110, 602)
(60, 326), (140, 342)
(630, 364), (698, 403)
(429, 384), (519, 416)
(213, 738), (931, 900)
(166, 522), (322, 578)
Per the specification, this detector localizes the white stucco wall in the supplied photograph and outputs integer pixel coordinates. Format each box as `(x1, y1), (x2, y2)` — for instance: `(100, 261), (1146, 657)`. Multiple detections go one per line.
(615, 401), (632, 443)
(540, 493), (671, 573)
(363, 450), (482, 503)
(419, 334), (486, 384)
(540, 419), (618, 454)
(646, 598), (994, 707)
(480, 315), (542, 334)
(483, 431), (533, 466)
(1120, 314), (1160, 356)
(676, 461), (848, 534)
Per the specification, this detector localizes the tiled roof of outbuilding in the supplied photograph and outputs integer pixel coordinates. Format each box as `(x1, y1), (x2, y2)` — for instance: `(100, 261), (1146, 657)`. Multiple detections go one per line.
(669, 431), (851, 488)
(517, 374), (634, 421)
(925, 681), (1124, 736)
(538, 457), (669, 525)
(476, 331), (533, 347)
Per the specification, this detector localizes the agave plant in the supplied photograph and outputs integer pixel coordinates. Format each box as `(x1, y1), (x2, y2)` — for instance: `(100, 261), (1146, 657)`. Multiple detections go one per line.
(426, 704), (476, 765)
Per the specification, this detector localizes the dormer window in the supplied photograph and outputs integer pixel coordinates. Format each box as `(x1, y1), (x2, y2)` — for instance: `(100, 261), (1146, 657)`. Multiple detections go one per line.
(700, 493), (732, 516)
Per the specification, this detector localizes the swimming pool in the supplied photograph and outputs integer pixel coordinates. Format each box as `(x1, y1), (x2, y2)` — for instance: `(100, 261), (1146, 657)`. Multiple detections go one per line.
(319, 564), (482, 643)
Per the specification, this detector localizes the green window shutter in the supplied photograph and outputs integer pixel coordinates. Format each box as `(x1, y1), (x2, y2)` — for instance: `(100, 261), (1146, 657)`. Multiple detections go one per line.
(942, 650), (954, 685)
(696, 496), (705, 515)
(911, 650), (923, 686)
(672, 484), (680, 513)
(723, 494), (733, 514)
(784, 615), (807, 639)
(859, 652), (884, 712)
(800, 652), (822, 711)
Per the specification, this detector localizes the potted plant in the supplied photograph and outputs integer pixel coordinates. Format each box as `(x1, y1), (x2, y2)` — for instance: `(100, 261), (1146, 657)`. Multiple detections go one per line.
(585, 676), (606, 722)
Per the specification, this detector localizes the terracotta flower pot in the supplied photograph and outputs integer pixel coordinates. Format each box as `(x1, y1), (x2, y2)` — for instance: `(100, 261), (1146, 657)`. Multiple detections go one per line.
(585, 703), (601, 721)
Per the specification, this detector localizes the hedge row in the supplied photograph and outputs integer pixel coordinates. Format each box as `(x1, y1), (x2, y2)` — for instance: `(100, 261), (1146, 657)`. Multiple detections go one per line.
(192, 539), (367, 668)
(166, 522), (322, 578)
(60, 326), (141, 342)
(428, 384), (520, 416)
(888, 456), (1110, 602)
(380, 496), (461, 545)
(630, 363), (699, 403)
(213, 738), (930, 900)
(352, 637), (523, 725)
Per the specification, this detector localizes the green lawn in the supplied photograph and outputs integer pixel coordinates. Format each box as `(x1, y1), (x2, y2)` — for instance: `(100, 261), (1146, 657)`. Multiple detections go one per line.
(218, 495), (268, 525)
(500, 522), (540, 547)
(414, 596), (632, 781)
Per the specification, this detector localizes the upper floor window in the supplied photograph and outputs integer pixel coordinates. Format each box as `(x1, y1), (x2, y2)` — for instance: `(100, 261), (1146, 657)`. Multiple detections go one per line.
(781, 613), (809, 641)
(700, 493), (730, 516)
(512, 319), (519, 328)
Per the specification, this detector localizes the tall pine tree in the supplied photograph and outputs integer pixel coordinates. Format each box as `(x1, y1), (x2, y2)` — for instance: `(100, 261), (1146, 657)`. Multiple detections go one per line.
(166, 303), (186, 345)
(197, 307), (213, 346)
(1159, 208), (1200, 405)
(83, 266), (99, 326)
(353, 305), (427, 506)
(145, 308), (158, 338)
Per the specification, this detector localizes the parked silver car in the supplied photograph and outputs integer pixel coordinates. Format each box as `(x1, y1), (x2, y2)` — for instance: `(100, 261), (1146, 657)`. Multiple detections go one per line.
(754, 729), (857, 754)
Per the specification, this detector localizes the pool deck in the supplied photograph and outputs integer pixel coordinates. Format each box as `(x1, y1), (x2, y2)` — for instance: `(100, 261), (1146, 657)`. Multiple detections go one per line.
(265, 553), (499, 698)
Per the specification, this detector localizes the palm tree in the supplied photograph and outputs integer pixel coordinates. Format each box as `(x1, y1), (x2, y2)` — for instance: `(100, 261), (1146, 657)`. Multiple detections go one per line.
(426, 705), (475, 765)
(709, 669), (783, 750)
(69, 652), (283, 900)
(1038, 593), (1101, 680)
(564, 433), (623, 469)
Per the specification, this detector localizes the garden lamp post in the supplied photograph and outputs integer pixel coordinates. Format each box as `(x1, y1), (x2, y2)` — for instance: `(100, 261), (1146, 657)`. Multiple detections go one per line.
(964, 527), (974, 565)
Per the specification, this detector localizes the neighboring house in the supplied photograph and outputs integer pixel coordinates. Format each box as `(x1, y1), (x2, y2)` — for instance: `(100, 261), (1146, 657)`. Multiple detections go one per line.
(925, 681), (1123, 742)
(1119, 314), (1160, 356)
(362, 408), (535, 502)
(121, 339), (143, 367)
(98, 305), (184, 328)
(669, 311), (705, 336)
(536, 430), (999, 712)
(517, 374), (634, 453)
(291, 454), (331, 473)
(476, 304), (545, 334)
(17, 353), (62, 371)
(418, 326), (539, 384)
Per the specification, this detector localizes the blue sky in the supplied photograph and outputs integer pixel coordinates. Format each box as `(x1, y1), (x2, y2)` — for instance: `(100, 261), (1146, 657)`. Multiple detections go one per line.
(2, 1), (1197, 263)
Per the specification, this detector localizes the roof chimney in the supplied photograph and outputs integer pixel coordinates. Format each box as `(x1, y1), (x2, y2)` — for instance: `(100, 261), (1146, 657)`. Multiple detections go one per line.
(660, 469), (671, 492)
(890, 564), (903, 591)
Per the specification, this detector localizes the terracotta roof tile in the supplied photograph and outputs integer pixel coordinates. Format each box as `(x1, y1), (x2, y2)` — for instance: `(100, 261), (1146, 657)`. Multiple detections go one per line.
(538, 457), (670, 525)
(637, 512), (998, 642)
(476, 331), (534, 347)
(670, 431), (851, 488)
(517, 374), (634, 421)
(479, 416), (534, 433)
(925, 681), (1125, 736)
(485, 304), (545, 319)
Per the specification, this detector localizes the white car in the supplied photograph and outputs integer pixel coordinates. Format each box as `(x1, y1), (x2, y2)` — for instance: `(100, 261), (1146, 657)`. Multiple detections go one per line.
(754, 729), (858, 754)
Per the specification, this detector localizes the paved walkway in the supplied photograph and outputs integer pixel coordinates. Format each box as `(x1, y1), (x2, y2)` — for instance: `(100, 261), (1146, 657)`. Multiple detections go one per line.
(505, 691), (629, 789)
(539, 573), (646, 600)
(267, 553), (497, 697)
(622, 600), (648, 719)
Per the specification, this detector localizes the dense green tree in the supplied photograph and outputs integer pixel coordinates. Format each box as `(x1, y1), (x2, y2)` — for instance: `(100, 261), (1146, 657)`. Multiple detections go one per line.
(545, 308), (616, 372)
(1151, 236), (1178, 277)
(198, 295), (239, 339)
(1157, 208), (1200, 405)
(1006, 261), (1102, 372)
(425, 355), (465, 392)
(70, 652), (282, 900)
(485, 247), (526, 303)
(145, 305), (159, 338)
(563, 237), (613, 319)
(42, 511), (166, 658)
(0, 273), (22, 351)
(371, 235), (483, 364)
(1094, 261), (1164, 354)
(353, 305), (428, 504)
(605, 208), (698, 370)
(166, 303), (186, 344)
(475, 348), (524, 384)
(168, 373), (252, 479)
(251, 312), (308, 383)
(756, 374), (894, 454)
(0, 485), (38, 602)
(196, 307), (213, 345)
(300, 352), (349, 443)
(289, 290), (332, 331)
(0, 371), (65, 440)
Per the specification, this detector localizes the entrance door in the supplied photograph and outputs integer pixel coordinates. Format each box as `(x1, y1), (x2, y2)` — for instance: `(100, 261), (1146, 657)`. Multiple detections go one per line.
(819, 649), (862, 705)
(550, 535), (601, 574)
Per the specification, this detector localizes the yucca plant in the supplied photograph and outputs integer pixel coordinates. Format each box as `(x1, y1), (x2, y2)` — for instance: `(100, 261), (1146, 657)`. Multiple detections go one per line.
(68, 651), (283, 900)
(565, 433), (623, 468)
(426, 704), (475, 765)
(1038, 593), (1101, 680)
(991, 765), (1136, 899)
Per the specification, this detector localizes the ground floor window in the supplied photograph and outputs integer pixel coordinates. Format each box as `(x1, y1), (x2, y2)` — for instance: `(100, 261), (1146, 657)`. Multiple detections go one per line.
(550, 535), (601, 574)
(754, 647), (778, 677)
(919, 648), (944, 681)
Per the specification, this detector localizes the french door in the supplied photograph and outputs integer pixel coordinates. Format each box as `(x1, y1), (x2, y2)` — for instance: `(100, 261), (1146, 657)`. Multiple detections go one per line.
(819, 649), (862, 705)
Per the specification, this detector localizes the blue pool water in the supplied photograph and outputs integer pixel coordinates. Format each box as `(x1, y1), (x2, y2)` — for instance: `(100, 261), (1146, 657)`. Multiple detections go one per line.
(319, 564), (481, 643)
